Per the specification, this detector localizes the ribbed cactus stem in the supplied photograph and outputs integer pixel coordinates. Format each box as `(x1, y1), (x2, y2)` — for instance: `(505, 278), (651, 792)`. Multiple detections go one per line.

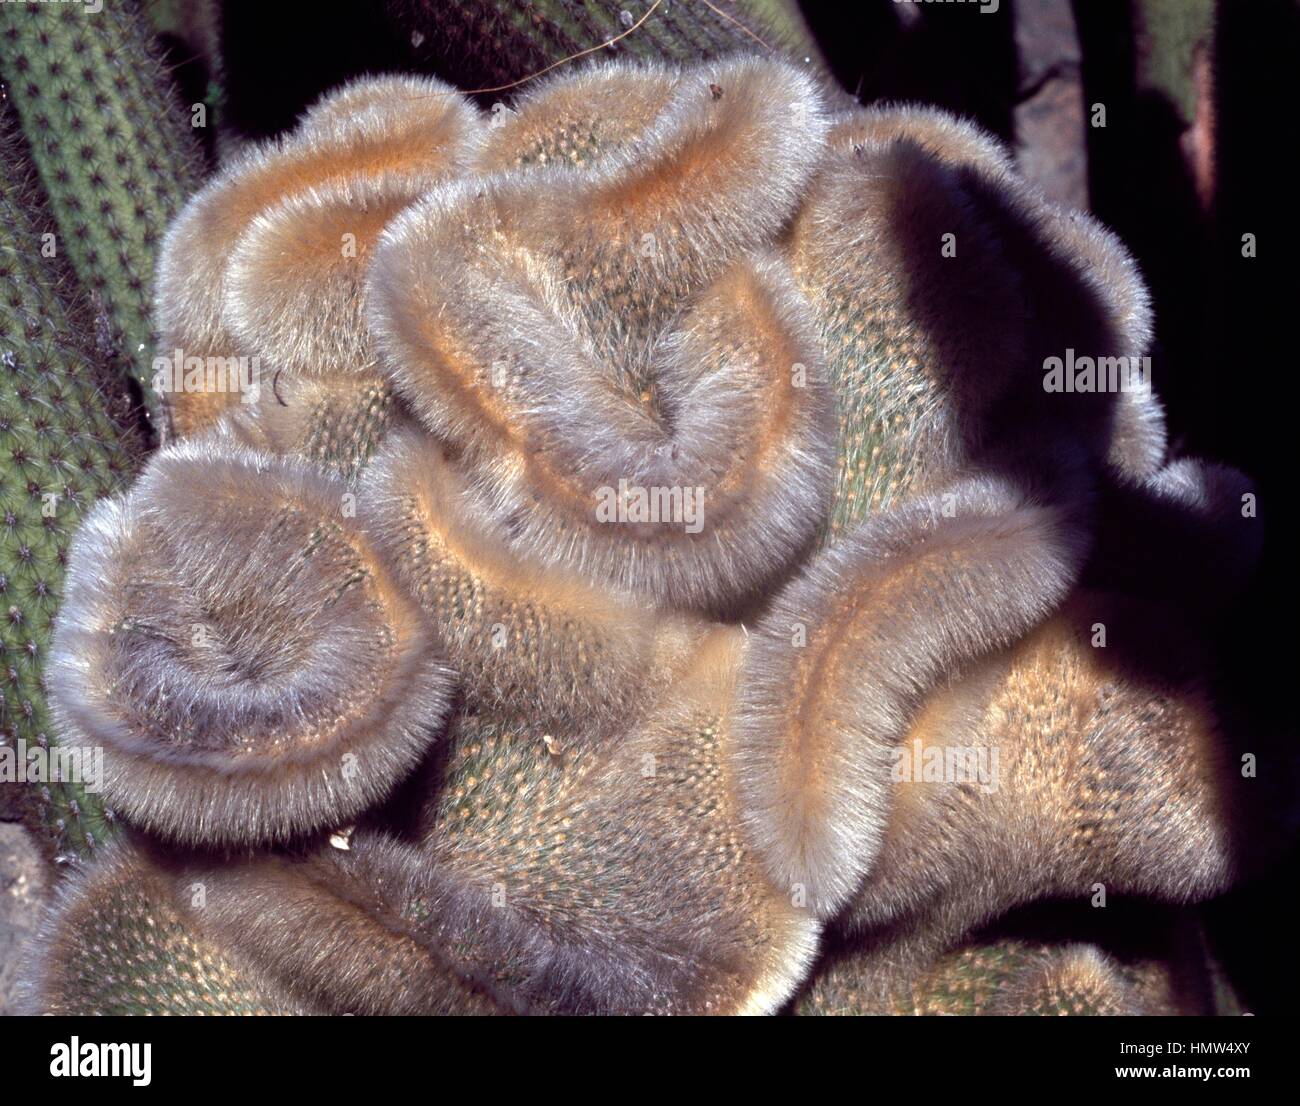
(0, 116), (140, 859)
(0, 0), (205, 431)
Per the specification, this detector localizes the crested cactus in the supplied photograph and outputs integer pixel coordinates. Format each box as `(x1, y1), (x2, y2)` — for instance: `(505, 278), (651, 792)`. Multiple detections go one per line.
(735, 446), (1259, 1001)
(363, 427), (707, 731)
(46, 439), (455, 845)
(799, 936), (1205, 1016)
(403, 628), (818, 1014)
(0, 0), (205, 430)
(154, 73), (480, 441)
(788, 105), (1162, 536)
(23, 838), (307, 1015)
(989, 945), (1172, 1017)
(733, 474), (1086, 920)
(0, 115), (139, 860)
(13, 42), (1269, 1017)
(369, 58), (838, 613)
(800, 585), (1242, 999)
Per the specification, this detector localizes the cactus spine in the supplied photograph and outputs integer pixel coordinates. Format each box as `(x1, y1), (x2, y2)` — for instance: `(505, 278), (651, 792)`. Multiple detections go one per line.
(0, 115), (140, 858)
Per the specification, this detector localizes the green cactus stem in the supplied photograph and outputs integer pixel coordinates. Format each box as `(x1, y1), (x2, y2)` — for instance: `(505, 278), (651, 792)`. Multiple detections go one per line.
(0, 0), (205, 432)
(0, 113), (140, 860)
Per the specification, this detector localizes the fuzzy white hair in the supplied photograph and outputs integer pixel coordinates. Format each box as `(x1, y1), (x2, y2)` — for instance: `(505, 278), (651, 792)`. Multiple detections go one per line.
(732, 475), (1086, 919)
(46, 437), (454, 844)
(153, 74), (481, 436)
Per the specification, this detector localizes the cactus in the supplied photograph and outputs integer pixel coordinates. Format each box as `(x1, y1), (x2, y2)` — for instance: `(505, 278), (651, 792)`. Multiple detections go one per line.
(369, 68), (840, 616)
(0, 0), (205, 431)
(154, 73), (478, 439)
(22, 832), (521, 1015)
(21, 838), (307, 1015)
(798, 937), (1200, 1016)
(29, 636), (818, 1016)
(992, 946), (1160, 1017)
(392, 630), (817, 1015)
(733, 475), (1085, 920)
(219, 371), (401, 482)
(742, 572), (1257, 1007)
(362, 427), (707, 731)
(0, 114), (139, 860)
(17, 55), (1265, 1017)
(787, 105), (1159, 538)
(46, 439), (455, 846)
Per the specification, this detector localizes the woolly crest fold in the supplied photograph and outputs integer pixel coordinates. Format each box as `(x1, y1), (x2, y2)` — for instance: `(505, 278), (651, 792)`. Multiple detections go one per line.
(46, 438), (455, 845)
